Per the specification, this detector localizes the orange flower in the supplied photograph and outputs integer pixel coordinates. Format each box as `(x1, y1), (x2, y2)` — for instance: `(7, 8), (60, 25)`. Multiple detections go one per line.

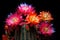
(39, 11), (53, 21)
(26, 12), (40, 24)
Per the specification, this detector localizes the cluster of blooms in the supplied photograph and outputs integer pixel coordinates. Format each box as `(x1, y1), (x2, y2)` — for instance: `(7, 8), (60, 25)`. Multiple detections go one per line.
(4, 3), (55, 37)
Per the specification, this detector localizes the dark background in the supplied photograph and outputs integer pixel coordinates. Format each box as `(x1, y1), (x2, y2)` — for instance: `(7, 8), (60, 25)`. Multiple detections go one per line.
(0, 0), (58, 40)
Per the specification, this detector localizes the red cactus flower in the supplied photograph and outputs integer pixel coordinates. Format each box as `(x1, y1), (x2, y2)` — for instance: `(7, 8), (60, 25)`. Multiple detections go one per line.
(25, 25), (29, 31)
(17, 3), (35, 16)
(6, 13), (23, 26)
(2, 35), (8, 40)
(39, 11), (53, 21)
(26, 12), (40, 24)
(39, 22), (55, 36)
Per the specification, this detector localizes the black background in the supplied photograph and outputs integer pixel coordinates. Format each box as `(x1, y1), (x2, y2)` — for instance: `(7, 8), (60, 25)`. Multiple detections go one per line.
(0, 0), (58, 40)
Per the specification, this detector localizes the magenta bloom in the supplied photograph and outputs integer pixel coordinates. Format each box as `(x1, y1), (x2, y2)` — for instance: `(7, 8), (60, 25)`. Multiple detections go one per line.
(6, 13), (23, 26)
(39, 22), (55, 36)
(17, 3), (35, 16)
